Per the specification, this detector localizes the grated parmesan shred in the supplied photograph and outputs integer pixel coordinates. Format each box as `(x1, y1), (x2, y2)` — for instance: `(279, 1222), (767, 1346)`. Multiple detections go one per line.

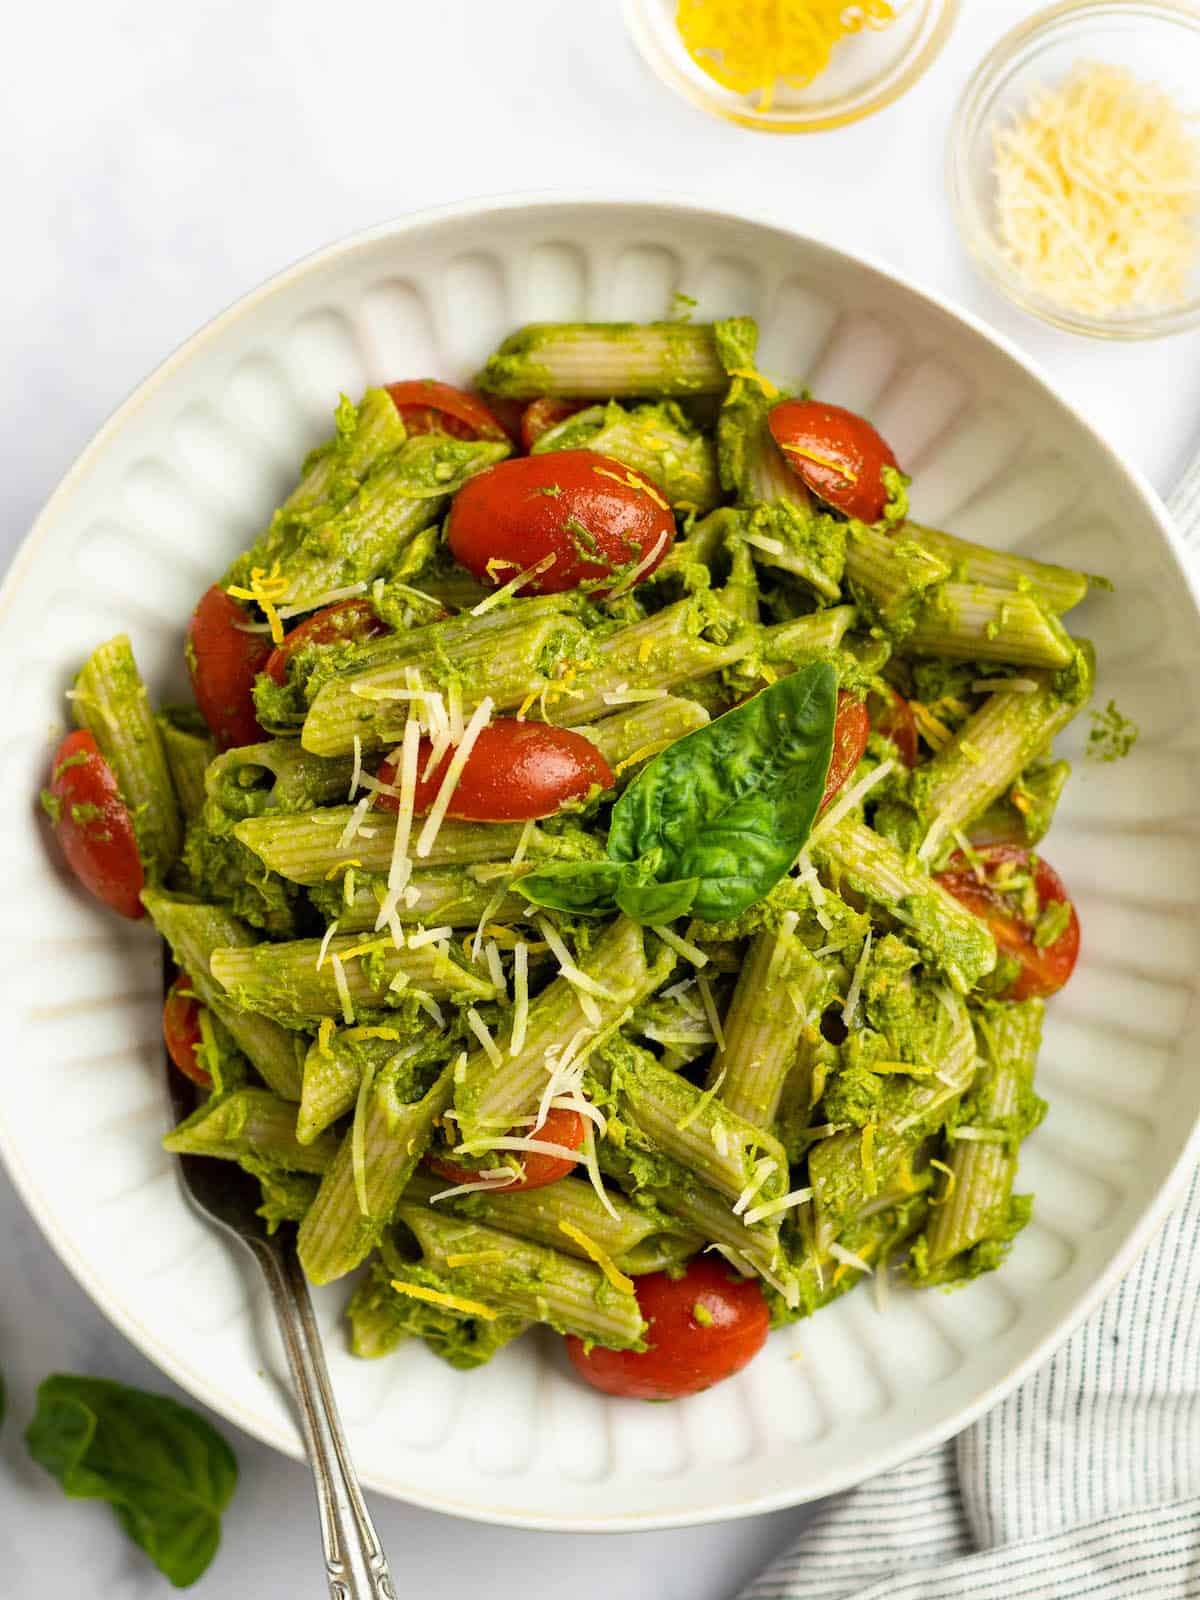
(315, 920), (339, 972)
(841, 928), (873, 1029)
(465, 1007), (503, 1068)
(696, 974), (726, 1052)
(652, 924), (709, 967)
(809, 758), (894, 844)
(329, 952), (354, 1025)
(415, 697), (494, 859)
(993, 62), (1200, 318)
(510, 942), (530, 1057)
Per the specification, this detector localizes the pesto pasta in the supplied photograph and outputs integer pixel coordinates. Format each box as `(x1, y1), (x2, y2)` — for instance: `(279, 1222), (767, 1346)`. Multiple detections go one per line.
(42, 314), (1102, 1400)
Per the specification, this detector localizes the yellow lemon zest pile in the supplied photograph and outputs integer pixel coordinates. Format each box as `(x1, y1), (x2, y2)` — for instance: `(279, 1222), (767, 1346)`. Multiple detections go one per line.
(676, 0), (896, 110)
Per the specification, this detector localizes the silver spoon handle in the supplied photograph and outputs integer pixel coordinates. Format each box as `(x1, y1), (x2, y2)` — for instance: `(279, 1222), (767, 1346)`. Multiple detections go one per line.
(251, 1238), (396, 1600)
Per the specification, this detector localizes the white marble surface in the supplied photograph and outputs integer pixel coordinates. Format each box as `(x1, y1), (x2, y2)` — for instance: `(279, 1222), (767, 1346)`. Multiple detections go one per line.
(3, 2), (1199, 1595)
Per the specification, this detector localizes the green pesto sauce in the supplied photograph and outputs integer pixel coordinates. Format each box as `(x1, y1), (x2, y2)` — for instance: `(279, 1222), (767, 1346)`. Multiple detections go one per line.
(1086, 698), (1138, 762)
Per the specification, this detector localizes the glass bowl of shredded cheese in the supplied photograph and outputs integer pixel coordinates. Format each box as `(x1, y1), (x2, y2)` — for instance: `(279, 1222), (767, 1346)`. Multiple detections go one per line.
(949, 0), (1200, 338)
(624, 0), (959, 133)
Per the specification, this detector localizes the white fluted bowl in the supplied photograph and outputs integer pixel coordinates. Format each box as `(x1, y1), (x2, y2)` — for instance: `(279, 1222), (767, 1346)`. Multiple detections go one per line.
(2, 196), (1198, 1530)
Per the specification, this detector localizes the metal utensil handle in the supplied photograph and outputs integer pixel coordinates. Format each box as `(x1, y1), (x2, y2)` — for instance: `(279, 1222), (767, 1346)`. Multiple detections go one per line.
(251, 1238), (396, 1600)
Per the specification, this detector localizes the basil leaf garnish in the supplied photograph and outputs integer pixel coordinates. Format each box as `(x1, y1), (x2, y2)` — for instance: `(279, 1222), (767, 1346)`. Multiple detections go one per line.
(609, 661), (836, 921)
(521, 663), (837, 925)
(615, 876), (699, 924)
(513, 860), (625, 917)
(26, 1374), (238, 1588)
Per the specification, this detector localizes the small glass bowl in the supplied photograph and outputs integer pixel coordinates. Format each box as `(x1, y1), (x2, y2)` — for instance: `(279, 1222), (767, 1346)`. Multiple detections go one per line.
(948, 0), (1200, 339)
(623, 0), (960, 134)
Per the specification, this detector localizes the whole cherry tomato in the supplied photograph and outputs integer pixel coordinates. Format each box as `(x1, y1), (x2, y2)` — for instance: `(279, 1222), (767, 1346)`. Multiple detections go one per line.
(769, 399), (899, 524)
(375, 721), (613, 822)
(869, 687), (919, 768)
(162, 973), (212, 1088)
(43, 730), (145, 919)
(566, 1256), (770, 1399)
(520, 396), (590, 452)
(820, 692), (871, 810)
(263, 599), (391, 685)
(936, 844), (1080, 1000)
(446, 449), (674, 598)
(186, 585), (272, 751)
(385, 380), (509, 441)
(428, 1106), (586, 1193)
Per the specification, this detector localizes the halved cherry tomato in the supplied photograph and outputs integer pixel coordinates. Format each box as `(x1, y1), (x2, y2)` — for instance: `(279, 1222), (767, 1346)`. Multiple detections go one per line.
(385, 380), (509, 442)
(375, 721), (613, 822)
(936, 843), (1080, 1001)
(163, 973), (212, 1088)
(769, 398), (899, 524)
(520, 396), (590, 452)
(820, 692), (870, 810)
(186, 585), (272, 751)
(428, 1106), (586, 1193)
(566, 1256), (769, 1400)
(446, 449), (674, 597)
(43, 730), (145, 919)
(263, 599), (391, 686)
(870, 686), (919, 768)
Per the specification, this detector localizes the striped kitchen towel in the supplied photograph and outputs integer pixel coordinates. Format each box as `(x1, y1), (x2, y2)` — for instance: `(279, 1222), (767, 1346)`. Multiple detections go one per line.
(740, 1165), (1200, 1599)
(741, 468), (1200, 1600)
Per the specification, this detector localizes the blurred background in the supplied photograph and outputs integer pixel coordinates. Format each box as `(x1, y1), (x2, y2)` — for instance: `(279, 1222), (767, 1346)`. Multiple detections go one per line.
(4, 3), (1200, 1595)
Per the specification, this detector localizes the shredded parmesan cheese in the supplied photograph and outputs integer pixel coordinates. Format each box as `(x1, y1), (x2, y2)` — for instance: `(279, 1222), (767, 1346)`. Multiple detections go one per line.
(841, 929), (873, 1029)
(466, 1007), (504, 1068)
(696, 974), (726, 1052)
(732, 1156), (778, 1217)
(429, 1169), (521, 1204)
(510, 942), (530, 1057)
(993, 63), (1200, 318)
(484, 939), (507, 999)
(558, 1222), (636, 1294)
(580, 1123), (620, 1220)
(315, 920), (339, 972)
(675, 1068), (726, 1133)
(809, 758), (894, 844)
(405, 924), (454, 950)
(607, 529), (670, 600)
(470, 553), (557, 615)
(329, 953), (355, 1025)
(373, 717), (421, 934)
(276, 581), (367, 620)
(743, 530), (786, 557)
(743, 1186), (813, 1227)
(337, 795), (374, 851)
(828, 1240), (873, 1276)
(652, 924), (709, 967)
(415, 697), (494, 859)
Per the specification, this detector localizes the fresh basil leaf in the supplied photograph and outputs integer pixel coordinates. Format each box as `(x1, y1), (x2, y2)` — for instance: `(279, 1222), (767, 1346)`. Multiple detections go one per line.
(26, 1375), (238, 1588)
(615, 876), (699, 924)
(608, 662), (837, 921)
(515, 860), (624, 917)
